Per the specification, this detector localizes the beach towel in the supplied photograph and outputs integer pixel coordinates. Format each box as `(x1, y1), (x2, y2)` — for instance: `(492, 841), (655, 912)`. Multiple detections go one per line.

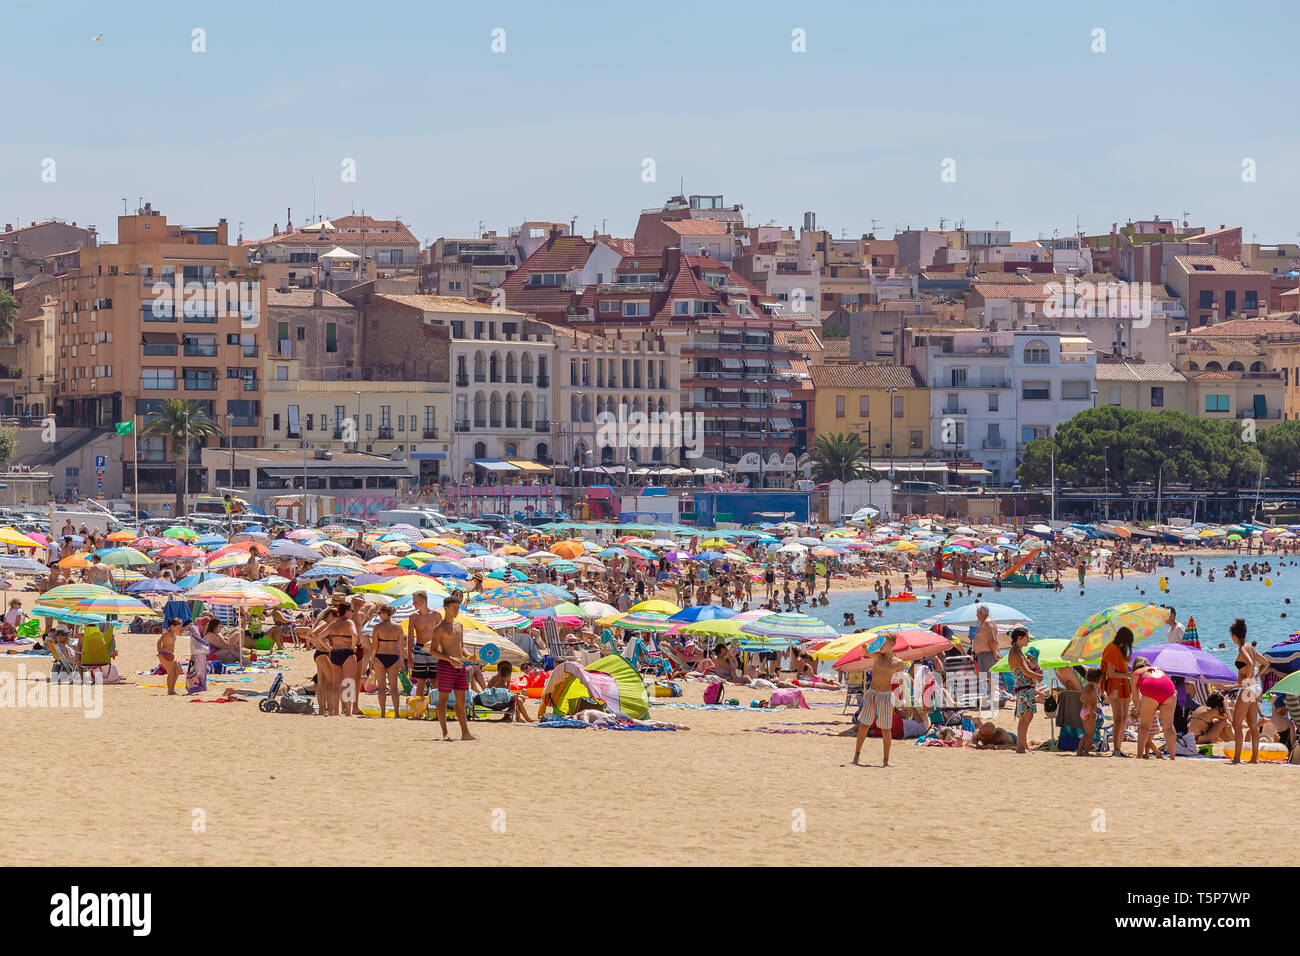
(162, 599), (192, 625)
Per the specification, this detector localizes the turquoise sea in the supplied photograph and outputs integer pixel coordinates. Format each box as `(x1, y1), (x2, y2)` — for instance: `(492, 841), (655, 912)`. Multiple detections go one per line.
(804, 554), (1298, 668)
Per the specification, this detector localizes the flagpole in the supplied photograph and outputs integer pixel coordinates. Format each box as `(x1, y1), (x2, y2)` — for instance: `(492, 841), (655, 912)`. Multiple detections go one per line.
(133, 416), (140, 530)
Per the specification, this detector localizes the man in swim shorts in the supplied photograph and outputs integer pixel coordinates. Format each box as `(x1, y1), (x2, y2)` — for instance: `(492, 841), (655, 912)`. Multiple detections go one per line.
(430, 590), (474, 741)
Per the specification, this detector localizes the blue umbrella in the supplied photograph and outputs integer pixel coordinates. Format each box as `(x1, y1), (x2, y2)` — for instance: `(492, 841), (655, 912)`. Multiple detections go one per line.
(195, 534), (228, 547)
(936, 602), (1032, 626)
(695, 550), (727, 561)
(669, 605), (738, 623)
(126, 578), (183, 595)
(176, 571), (226, 587)
(417, 561), (470, 579)
(0, 556), (50, 574)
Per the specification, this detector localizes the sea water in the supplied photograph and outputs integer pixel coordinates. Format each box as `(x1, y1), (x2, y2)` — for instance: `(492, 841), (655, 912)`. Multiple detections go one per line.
(807, 553), (1298, 667)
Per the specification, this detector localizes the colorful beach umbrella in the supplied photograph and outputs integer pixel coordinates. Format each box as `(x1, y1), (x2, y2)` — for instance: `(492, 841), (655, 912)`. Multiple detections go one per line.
(831, 628), (952, 669)
(611, 609), (674, 632)
(739, 611), (837, 641)
(1063, 602), (1170, 662)
(478, 583), (569, 612)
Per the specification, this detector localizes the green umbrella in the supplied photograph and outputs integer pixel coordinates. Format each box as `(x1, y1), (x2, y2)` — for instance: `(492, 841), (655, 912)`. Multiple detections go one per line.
(676, 619), (743, 639)
(1269, 671), (1300, 696)
(991, 638), (1101, 673)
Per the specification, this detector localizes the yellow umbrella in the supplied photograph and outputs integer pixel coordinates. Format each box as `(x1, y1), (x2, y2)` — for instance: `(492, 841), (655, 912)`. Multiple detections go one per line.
(699, 538), (730, 548)
(357, 575), (451, 596)
(629, 599), (681, 615)
(0, 526), (41, 548)
(893, 540), (918, 552)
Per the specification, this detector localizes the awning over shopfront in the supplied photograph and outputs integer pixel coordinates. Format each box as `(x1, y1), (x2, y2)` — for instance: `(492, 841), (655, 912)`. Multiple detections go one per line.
(506, 459), (551, 472)
(469, 458), (519, 472)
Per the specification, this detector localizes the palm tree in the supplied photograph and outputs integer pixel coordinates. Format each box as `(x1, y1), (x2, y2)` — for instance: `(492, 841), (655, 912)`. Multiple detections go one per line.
(808, 432), (875, 483)
(0, 288), (18, 344)
(139, 399), (222, 517)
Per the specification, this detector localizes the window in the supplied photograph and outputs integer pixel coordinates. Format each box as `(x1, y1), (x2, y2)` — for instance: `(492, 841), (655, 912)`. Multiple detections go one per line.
(142, 368), (176, 390)
(325, 323), (338, 353)
(1205, 394), (1229, 412)
(988, 393), (998, 411)
(1022, 381), (1050, 400)
(447, 280), (462, 292)
(296, 326), (306, 340)
(1060, 380), (1089, 401)
(276, 365), (288, 380)
(909, 430), (922, 451)
(893, 395), (903, 418)
(1245, 290), (1258, 310)
(305, 414), (313, 431)
(364, 414), (373, 431)
(1150, 386), (1164, 408)
(599, 300), (617, 313)
(1023, 340), (1050, 364)
(835, 395), (845, 417)
(858, 395), (869, 416)
(673, 300), (691, 316)
(1198, 290), (1214, 309)
(950, 368), (967, 387)
(622, 301), (649, 317)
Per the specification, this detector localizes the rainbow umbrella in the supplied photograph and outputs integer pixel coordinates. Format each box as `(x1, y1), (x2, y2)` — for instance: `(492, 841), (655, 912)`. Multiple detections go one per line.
(611, 609), (674, 632)
(460, 603), (531, 629)
(1182, 616), (1201, 649)
(40, 583), (117, 603)
(206, 552), (253, 570)
(739, 611), (837, 641)
(95, 547), (154, 567)
(163, 527), (199, 540)
(109, 568), (147, 585)
(1063, 602), (1170, 662)
(40, 593), (157, 617)
(478, 583), (569, 612)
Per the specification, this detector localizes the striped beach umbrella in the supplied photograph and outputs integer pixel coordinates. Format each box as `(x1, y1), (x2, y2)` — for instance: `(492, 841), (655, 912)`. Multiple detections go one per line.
(478, 583), (569, 612)
(611, 609), (674, 632)
(95, 547), (154, 567)
(1063, 602), (1171, 662)
(739, 611), (837, 641)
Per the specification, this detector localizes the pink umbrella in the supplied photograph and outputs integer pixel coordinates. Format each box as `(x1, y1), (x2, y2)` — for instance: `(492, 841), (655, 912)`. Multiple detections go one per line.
(832, 628), (953, 671)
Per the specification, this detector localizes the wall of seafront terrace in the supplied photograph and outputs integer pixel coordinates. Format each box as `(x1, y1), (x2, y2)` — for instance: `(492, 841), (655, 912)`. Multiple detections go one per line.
(691, 490), (812, 527)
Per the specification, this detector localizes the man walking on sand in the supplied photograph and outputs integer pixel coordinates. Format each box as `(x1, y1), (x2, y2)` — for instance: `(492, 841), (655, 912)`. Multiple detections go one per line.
(405, 590), (442, 699)
(430, 590), (474, 741)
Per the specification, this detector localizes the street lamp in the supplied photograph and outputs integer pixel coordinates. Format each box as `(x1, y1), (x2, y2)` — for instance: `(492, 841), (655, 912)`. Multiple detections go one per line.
(353, 390), (362, 451)
(225, 412), (235, 533)
(1102, 444), (1110, 521)
(885, 387), (898, 482)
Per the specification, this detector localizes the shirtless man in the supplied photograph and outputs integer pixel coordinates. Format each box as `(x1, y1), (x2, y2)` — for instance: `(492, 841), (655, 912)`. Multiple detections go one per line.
(85, 554), (112, 589)
(853, 632), (907, 767)
(967, 721), (1019, 750)
(430, 590), (474, 741)
(970, 604), (999, 706)
(323, 599), (361, 717)
(405, 591), (442, 700)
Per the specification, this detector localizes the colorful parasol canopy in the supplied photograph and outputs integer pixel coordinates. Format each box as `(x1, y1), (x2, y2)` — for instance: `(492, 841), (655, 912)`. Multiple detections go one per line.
(1063, 602), (1171, 662)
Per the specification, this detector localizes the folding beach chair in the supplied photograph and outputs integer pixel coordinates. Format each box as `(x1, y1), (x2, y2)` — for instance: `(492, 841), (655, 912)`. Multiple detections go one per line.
(47, 641), (81, 682)
(1056, 689), (1110, 753)
(842, 669), (866, 715)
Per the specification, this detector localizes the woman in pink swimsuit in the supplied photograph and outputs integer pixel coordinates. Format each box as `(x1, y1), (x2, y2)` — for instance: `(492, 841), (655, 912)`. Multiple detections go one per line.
(1132, 658), (1177, 760)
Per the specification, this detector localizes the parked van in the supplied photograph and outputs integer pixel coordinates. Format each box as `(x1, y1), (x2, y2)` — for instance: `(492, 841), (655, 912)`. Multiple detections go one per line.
(897, 481), (945, 495)
(371, 509), (449, 531)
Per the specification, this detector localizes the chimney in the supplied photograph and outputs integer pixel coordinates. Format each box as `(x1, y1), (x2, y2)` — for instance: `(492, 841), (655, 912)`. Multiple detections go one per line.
(313, 289), (324, 307)
(3, 225), (10, 233)
(273, 223), (279, 236)
(664, 246), (682, 278)
(286, 208), (292, 233)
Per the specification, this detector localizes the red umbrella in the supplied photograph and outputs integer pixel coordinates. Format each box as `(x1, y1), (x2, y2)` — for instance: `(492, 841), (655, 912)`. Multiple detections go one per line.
(832, 628), (952, 671)
(208, 542), (270, 561)
(156, 545), (202, 559)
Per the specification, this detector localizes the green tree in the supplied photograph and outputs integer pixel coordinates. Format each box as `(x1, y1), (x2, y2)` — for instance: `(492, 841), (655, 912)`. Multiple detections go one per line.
(1258, 419), (1300, 483)
(0, 427), (16, 470)
(0, 288), (18, 343)
(139, 399), (222, 516)
(808, 432), (875, 483)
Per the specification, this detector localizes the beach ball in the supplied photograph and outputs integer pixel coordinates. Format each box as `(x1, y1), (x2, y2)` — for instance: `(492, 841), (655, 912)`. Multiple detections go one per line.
(1266, 578), (1273, 586)
(478, 643), (500, 664)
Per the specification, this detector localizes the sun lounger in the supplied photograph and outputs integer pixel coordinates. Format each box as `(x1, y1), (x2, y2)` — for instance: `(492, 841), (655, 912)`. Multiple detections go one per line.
(842, 669), (866, 714)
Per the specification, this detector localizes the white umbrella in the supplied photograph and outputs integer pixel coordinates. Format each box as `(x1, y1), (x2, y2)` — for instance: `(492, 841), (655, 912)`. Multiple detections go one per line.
(461, 554), (507, 571)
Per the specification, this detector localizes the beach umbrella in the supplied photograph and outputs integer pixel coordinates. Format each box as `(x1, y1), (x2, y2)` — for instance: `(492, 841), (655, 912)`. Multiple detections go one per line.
(459, 603), (530, 629)
(207, 552), (259, 570)
(41, 593), (158, 617)
(184, 578), (281, 604)
(58, 552), (93, 569)
(1135, 643), (1236, 683)
(1181, 616), (1202, 648)
(1262, 633), (1300, 675)
(485, 567), (529, 582)
(831, 628), (952, 669)
(740, 612), (837, 641)
(356, 575), (450, 597)
(93, 547), (153, 567)
(416, 561), (471, 579)
(990, 638), (1099, 673)
(661, 550), (694, 563)
(268, 540), (321, 560)
(549, 540), (586, 559)
(935, 602), (1032, 626)
(133, 537), (170, 550)
(532, 601), (587, 620)
(477, 583), (569, 612)
(194, 534), (229, 547)
(669, 605), (737, 623)
(630, 599), (681, 615)
(163, 527), (199, 540)
(1063, 602), (1170, 662)
(612, 609), (675, 632)
(1269, 671), (1300, 697)
(694, 550), (727, 562)
(461, 554), (507, 571)
(109, 568), (147, 585)
(156, 545), (203, 559)
(548, 561), (581, 575)
(208, 542), (271, 561)
(578, 600), (619, 619)
(106, 530), (138, 543)
(0, 527), (41, 548)
(126, 578), (184, 595)
(285, 529), (322, 541)
(0, 555), (50, 574)
(674, 619), (744, 640)
(176, 571), (226, 587)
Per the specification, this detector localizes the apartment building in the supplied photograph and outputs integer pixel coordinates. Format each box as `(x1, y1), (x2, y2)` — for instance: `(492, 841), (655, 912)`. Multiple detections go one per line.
(809, 364), (930, 467)
(1, 220), (97, 289)
(54, 206), (260, 496)
(1094, 360), (1189, 414)
(1165, 256), (1270, 327)
(250, 215), (419, 278)
(1170, 318), (1290, 425)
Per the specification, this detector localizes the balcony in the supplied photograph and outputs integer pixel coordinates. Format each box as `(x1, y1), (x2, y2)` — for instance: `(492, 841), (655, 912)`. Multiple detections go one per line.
(489, 417), (502, 428)
(535, 420), (551, 432)
(140, 377), (178, 391)
(473, 418), (487, 429)
(183, 377), (218, 391)
(456, 374), (469, 387)
(942, 346), (1010, 358)
(521, 373), (534, 384)
(454, 420), (471, 432)
(1236, 409), (1281, 419)
(940, 407), (968, 415)
(537, 375), (550, 387)
(982, 439), (1006, 449)
(184, 344), (218, 357)
(422, 428), (438, 439)
(378, 426), (394, 440)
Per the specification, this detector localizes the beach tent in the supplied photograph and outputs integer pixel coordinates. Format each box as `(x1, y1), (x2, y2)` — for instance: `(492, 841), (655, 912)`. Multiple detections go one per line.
(538, 654), (648, 719)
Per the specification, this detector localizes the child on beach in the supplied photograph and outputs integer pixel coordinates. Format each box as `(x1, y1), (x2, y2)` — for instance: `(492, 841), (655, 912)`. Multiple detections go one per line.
(1077, 668), (1101, 756)
(157, 618), (182, 696)
(853, 632), (907, 767)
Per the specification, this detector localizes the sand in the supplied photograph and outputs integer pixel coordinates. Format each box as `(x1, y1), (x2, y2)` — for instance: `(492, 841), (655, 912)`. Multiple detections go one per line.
(3, 616), (1295, 868)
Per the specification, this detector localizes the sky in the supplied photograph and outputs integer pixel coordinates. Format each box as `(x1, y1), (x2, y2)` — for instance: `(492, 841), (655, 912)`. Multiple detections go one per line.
(4, 0), (1299, 246)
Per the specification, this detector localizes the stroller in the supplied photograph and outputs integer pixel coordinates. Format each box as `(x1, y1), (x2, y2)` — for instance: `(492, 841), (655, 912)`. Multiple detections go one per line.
(259, 673), (315, 714)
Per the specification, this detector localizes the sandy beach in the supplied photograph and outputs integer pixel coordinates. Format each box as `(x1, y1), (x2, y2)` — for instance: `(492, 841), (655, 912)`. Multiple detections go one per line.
(3, 616), (1294, 868)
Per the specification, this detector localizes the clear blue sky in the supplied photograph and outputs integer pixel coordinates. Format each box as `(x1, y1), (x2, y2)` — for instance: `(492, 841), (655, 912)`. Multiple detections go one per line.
(4, 0), (1298, 246)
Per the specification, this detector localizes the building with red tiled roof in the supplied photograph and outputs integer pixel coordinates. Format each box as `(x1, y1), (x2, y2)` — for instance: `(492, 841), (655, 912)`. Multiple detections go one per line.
(1166, 255), (1271, 327)
(494, 234), (624, 321)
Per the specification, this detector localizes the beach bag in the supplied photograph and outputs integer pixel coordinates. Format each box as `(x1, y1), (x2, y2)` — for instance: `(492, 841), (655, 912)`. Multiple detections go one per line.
(277, 690), (315, 715)
(16, 619), (39, 639)
(574, 696), (605, 713)
(703, 681), (725, 705)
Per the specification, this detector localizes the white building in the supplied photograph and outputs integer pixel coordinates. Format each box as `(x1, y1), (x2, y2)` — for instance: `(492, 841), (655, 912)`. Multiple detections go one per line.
(1010, 330), (1096, 455)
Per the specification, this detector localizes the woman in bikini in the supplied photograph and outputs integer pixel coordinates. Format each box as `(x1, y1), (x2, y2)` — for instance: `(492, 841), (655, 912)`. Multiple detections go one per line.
(1228, 617), (1267, 764)
(370, 604), (405, 718)
(306, 608), (340, 715)
(157, 618), (183, 695)
(1186, 693), (1230, 745)
(324, 603), (361, 717)
(1132, 657), (1177, 760)
(1101, 626), (1135, 757)
(1076, 668), (1102, 756)
(1007, 627), (1041, 754)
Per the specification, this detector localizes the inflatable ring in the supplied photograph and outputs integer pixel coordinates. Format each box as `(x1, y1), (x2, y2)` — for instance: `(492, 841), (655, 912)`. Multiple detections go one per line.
(478, 643), (500, 664)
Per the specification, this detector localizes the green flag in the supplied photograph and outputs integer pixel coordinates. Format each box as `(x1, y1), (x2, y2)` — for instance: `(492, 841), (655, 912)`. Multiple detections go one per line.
(115, 420), (134, 436)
